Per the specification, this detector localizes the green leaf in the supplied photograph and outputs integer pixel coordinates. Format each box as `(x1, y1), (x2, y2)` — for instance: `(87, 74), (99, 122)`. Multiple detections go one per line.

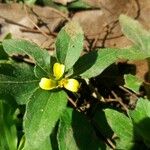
(34, 56), (57, 79)
(119, 15), (150, 53)
(34, 65), (48, 79)
(18, 135), (26, 150)
(3, 33), (12, 40)
(73, 47), (148, 78)
(92, 109), (114, 139)
(124, 74), (143, 93)
(93, 108), (148, 150)
(24, 89), (67, 149)
(68, 0), (93, 10)
(24, 0), (36, 4)
(104, 109), (134, 149)
(2, 39), (51, 77)
(18, 135), (52, 150)
(40, 137), (52, 150)
(0, 44), (8, 60)
(57, 108), (105, 150)
(72, 50), (98, 77)
(0, 61), (39, 104)
(23, 137), (52, 150)
(56, 21), (84, 70)
(130, 98), (150, 147)
(50, 123), (59, 150)
(130, 99), (150, 120)
(0, 101), (17, 150)
(42, 0), (68, 13)
(117, 45), (148, 60)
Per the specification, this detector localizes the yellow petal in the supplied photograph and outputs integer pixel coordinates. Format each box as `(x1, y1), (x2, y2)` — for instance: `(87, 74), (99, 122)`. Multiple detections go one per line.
(53, 63), (65, 80)
(63, 79), (80, 92)
(39, 78), (57, 90)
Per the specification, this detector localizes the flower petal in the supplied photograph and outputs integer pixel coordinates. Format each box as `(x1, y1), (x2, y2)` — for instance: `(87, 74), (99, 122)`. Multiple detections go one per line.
(53, 63), (65, 80)
(63, 79), (80, 92)
(39, 78), (57, 90)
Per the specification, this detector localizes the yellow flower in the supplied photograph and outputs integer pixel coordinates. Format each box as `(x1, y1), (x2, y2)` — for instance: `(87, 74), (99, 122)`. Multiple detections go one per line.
(53, 63), (65, 80)
(39, 78), (57, 90)
(59, 78), (80, 92)
(39, 63), (80, 92)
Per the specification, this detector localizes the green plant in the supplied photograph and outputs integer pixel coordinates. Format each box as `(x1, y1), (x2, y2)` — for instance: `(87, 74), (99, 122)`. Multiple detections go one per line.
(0, 15), (150, 150)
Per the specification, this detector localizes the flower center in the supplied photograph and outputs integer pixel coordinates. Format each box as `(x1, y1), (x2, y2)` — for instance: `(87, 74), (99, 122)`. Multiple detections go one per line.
(59, 78), (68, 88)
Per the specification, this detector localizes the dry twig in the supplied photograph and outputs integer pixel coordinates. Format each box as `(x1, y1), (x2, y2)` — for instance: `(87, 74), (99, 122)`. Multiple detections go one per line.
(111, 91), (129, 114)
(68, 97), (77, 108)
